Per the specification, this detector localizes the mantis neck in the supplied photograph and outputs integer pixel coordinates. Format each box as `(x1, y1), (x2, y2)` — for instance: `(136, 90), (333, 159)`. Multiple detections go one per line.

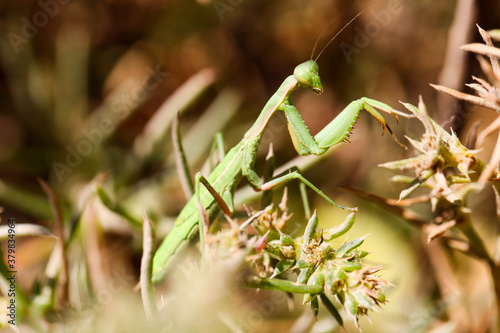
(244, 76), (299, 139)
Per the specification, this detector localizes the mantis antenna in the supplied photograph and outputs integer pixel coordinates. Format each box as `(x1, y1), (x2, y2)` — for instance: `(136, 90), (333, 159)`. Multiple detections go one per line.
(311, 11), (364, 61)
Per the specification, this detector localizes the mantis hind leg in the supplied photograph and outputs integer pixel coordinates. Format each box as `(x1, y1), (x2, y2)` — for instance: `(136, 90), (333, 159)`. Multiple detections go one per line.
(194, 172), (234, 255)
(244, 161), (357, 212)
(260, 168), (357, 212)
(299, 182), (312, 219)
(259, 145), (313, 218)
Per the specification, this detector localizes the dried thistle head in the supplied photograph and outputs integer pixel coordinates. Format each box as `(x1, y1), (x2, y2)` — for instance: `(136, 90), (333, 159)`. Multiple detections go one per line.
(432, 25), (500, 114)
(378, 26), (500, 244)
(341, 265), (389, 324)
(380, 98), (485, 205)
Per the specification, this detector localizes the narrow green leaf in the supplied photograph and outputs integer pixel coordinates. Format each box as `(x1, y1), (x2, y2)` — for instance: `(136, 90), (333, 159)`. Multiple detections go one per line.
(311, 296), (319, 320)
(95, 185), (111, 205)
(295, 259), (309, 269)
(265, 240), (282, 258)
(297, 267), (312, 284)
(326, 268), (346, 292)
(390, 175), (418, 184)
(340, 261), (362, 272)
(335, 235), (368, 258)
(488, 29), (500, 41)
(378, 155), (426, 170)
(325, 270), (334, 289)
(141, 214), (157, 318)
(96, 185), (142, 228)
(345, 292), (358, 317)
(323, 212), (356, 241)
(303, 211), (318, 245)
(172, 112), (194, 200)
(280, 231), (295, 246)
(399, 169), (434, 201)
(247, 277), (323, 294)
(352, 289), (375, 309)
(320, 293), (343, 327)
(359, 250), (369, 258)
(311, 272), (325, 288)
(271, 259), (295, 278)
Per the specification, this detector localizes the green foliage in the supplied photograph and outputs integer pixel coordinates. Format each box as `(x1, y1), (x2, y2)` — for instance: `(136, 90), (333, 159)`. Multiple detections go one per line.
(243, 201), (389, 327)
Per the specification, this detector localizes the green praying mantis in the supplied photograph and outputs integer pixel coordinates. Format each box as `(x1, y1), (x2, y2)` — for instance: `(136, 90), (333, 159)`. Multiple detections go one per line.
(151, 18), (402, 283)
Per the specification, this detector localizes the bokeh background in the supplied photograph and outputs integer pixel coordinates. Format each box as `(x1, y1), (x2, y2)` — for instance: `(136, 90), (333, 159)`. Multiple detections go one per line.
(1, 0), (500, 332)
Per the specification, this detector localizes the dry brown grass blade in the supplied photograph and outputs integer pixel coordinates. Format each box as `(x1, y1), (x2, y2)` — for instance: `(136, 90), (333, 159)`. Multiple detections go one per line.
(172, 112), (194, 200)
(141, 213), (157, 318)
(476, 116), (500, 146)
(472, 75), (494, 91)
(430, 83), (500, 113)
(476, 55), (500, 88)
(461, 43), (500, 59)
(478, 131), (500, 187)
(346, 187), (488, 261)
(424, 239), (472, 330)
(492, 185), (500, 265)
(436, 0), (476, 126)
(466, 119), (481, 149)
(344, 186), (428, 229)
(238, 210), (265, 231)
(477, 25), (500, 76)
(0, 223), (55, 239)
(427, 220), (456, 242)
(133, 68), (216, 159)
(38, 178), (68, 306)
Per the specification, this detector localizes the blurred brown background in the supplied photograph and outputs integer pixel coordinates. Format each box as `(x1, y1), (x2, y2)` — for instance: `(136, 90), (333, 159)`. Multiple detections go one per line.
(1, 0), (500, 332)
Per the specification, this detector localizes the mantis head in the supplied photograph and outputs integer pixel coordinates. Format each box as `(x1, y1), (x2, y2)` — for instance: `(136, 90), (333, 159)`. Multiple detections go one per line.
(293, 60), (323, 94)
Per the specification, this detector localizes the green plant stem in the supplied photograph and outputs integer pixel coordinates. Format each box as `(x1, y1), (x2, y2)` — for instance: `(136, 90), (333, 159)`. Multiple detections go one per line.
(492, 265), (500, 331)
(458, 215), (500, 329)
(141, 214), (157, 318)
(0, 181), (53, 219)
(457, 216), (494, 266)
(247, 276), (323, 294)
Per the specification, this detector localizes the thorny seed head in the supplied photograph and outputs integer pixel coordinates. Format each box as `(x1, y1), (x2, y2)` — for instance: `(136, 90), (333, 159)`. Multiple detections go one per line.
(342, 266), (389, 324)
(214, 191), (390, 326)
(252, 203), (292, 232)
(301, 238), (324, 266)
(357, 270), (389, 306)
(381, 97), (487, 206)
(280, 244), (296, 259)
(379, 26), (500, 244)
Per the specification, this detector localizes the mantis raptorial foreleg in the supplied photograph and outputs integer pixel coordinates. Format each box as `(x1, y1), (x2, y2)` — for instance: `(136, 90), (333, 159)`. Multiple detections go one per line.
(284, 97), (397, 156)
(248, 166), (356, 211)
(261, 145), (326, 218)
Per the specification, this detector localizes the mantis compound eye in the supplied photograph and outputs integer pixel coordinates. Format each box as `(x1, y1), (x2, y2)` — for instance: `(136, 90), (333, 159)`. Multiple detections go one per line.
(293, 60), (323, 94)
